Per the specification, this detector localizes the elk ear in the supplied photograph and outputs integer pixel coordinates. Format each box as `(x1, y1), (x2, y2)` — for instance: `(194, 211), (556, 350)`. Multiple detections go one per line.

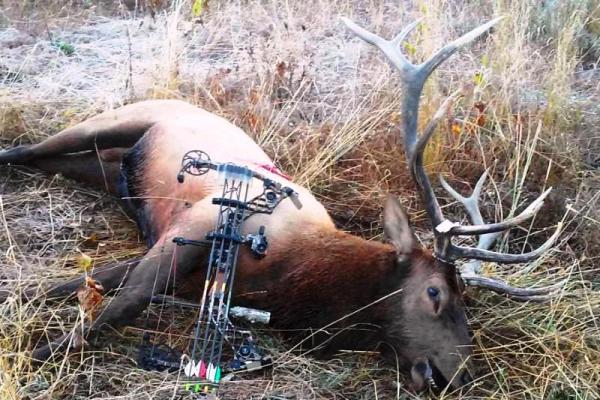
(383, 196), (418, 260)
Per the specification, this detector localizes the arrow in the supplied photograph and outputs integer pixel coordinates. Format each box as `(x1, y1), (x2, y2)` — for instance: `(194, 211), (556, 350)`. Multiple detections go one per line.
(206, 363), (215, 381)
(200, 360), (207, 378)
(184, 359), (201, 377)
(183, 360), (193, 376)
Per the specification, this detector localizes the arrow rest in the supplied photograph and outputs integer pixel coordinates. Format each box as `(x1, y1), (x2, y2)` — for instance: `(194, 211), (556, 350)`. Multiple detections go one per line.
(138, 150), (299, 396)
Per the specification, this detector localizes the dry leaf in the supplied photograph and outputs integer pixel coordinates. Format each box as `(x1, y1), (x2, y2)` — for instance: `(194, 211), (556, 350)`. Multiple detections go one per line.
(192, 0), (204, 17)
(451, 120), (462, 135)
(475, 113), (486, 128)
(276, 61), (287, 79)
(474, 101), (487, 127)
(76, 277), (104, 323)
(473, 71), (485, 86)
(81, 232), (99, 248)
(77, 253), (93, 272)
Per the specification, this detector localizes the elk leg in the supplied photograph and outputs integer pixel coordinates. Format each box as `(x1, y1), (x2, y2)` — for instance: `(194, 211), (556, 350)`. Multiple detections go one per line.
(0, 110), (148, 165)
(31, 233), (206, 361)
(46, 259), (140, 301)
(0, 146), (126, 195)
(0, 121), (146, 165)
(0, 100), (199, 165)
(29, 148), (127, 194)
(0, 259), (140, 304)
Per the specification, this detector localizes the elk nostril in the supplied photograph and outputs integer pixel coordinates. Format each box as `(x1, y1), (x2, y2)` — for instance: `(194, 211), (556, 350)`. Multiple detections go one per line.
(460, 370), (473, 386)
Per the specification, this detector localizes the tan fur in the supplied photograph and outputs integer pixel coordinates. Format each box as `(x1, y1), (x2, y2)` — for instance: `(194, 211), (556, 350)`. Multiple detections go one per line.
(132, 118), (334, 239)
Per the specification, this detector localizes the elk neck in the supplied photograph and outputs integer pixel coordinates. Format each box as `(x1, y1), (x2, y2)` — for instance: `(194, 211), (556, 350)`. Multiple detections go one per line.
(239, 227), (415, 335)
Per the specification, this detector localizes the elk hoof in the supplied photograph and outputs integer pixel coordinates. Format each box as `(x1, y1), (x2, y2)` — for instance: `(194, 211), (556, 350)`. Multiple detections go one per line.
(0, 146), (30, 165)
(30, 332), (86, 363)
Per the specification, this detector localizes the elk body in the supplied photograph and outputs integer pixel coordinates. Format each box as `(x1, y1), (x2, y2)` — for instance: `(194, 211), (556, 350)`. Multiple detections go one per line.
(0, 17), (561, 391)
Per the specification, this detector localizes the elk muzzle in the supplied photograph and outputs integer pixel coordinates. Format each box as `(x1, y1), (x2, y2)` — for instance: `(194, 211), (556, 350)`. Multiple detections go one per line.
(410, 357), (473, 392)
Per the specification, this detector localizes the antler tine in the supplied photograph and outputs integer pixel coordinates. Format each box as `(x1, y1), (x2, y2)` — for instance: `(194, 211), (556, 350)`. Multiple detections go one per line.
(439, 171), (561, 264)
(441, 173), (565, 301)
(340, 17), (418, 77)
(342, 16), (503, 252)
(451, 223), (562, 263)
(462, 275), (566, 302)
(440, 170), (500, 259)
(341, 16), (502, 154)
(441, 171), (497, 276)
(420, 18), (503, 80)
(390, 19), (422, 47)
(447, 187), (553, 236)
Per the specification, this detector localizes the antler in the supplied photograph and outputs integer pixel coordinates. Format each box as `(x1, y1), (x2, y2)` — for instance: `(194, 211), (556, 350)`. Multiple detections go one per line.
(342, 16), (562, 293)
(440, 172), (564, 301)
(341, 16), (502, 254)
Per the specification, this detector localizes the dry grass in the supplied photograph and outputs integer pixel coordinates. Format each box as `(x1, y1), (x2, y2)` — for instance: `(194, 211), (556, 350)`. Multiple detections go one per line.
(0, 0), (599, 399)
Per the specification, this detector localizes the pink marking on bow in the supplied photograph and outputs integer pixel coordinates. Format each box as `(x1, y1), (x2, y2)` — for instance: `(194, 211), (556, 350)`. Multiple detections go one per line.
(257, 163), (292, 181)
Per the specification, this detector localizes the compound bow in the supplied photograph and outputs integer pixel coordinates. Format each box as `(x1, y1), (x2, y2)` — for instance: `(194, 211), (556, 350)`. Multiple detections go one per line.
(138, 150), (301, 396)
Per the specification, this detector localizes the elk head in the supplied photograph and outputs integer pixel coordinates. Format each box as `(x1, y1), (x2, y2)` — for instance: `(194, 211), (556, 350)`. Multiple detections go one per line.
(382, 196), (472, 391)
(342, 16), (563, 391)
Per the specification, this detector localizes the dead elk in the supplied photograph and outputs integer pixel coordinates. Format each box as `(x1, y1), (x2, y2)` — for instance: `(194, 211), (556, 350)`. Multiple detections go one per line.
(0, 17), (562, 391)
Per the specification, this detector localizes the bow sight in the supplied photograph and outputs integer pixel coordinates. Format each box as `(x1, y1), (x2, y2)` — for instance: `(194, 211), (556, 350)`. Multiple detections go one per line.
(138, 150), (301, 396)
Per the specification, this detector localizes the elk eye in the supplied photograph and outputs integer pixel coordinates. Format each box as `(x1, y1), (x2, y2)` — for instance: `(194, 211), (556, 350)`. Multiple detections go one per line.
(427, 287), (440, 299)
